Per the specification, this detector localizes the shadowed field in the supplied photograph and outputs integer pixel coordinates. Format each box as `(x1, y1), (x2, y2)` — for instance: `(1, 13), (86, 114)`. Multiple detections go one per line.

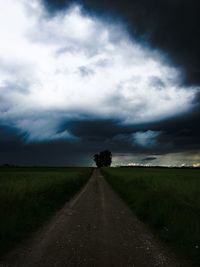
(0, 167), (92, 256)
(1, 169), (182, 267)
(103, 167), (200, 265)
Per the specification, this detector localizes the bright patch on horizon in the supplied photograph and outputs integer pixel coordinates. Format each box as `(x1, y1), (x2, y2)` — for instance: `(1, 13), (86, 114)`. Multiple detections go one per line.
(0, 0), (198, 141)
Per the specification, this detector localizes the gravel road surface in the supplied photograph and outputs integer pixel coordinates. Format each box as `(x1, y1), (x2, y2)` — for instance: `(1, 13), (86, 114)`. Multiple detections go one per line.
(0, 169), (189, 267)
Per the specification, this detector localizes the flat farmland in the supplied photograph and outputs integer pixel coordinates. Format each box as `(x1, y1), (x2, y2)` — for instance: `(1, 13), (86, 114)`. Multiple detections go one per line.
(103, 167), (200, 265)
(0, 167), (92, 256)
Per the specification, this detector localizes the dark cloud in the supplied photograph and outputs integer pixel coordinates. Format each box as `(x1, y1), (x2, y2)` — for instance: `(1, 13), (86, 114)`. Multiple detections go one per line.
(0, 0), (200, 166)
(142, 156), (157, 161)
(44, 0), (200, 85)
(1, 111), (200, 165)
(79, 66), (95, 77)
(148, 76), (165, 90)
(0, 125), (90, 166)
(68, 119), (123, 139)
(42, 0), (200, 162)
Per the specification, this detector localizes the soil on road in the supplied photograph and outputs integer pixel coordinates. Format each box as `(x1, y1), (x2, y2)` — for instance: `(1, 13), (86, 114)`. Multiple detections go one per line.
(1, 169), (189, 267)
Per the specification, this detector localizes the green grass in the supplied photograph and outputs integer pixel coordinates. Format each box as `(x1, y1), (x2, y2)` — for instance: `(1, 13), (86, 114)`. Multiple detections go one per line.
(102, 167), (200, 264)
(0, 167), (92, 256)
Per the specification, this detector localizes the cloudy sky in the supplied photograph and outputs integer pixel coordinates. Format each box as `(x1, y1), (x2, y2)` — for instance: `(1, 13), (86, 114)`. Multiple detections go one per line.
(0, 0), (200, 166)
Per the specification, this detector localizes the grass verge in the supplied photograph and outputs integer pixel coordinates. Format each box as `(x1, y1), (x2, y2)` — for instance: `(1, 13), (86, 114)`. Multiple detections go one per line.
(0, 167), (92, 256)
(102, 167), (200, 265)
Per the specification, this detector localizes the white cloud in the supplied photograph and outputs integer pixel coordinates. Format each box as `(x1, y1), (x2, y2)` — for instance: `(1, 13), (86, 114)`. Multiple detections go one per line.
(0, 0), (199, 141)
(132, 130), (161, 148)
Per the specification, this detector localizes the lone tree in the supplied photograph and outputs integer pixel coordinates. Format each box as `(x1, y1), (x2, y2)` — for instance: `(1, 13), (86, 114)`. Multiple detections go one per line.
(93, 150), (112, 167)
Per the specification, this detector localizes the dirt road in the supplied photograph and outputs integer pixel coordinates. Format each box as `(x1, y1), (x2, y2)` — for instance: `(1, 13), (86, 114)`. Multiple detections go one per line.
(1, 169), (188, 267)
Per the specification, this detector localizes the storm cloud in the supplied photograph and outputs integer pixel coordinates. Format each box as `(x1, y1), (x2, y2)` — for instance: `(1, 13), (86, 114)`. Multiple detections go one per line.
(44, 0), (200, 86)
(0, 0), (199, 141)
(0, 0), (200, 166)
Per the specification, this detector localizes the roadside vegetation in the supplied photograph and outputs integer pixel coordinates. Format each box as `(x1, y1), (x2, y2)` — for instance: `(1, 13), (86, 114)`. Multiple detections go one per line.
(102, 167), (200, 265)
(0, 167), (92, 256)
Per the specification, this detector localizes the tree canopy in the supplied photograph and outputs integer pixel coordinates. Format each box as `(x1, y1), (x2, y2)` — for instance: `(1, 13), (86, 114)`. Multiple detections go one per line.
(93, 150), (112, 167)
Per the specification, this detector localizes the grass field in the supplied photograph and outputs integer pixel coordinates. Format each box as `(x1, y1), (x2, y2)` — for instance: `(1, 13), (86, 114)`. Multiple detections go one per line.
(102, 167), (200, 264)
(0, 167), (92, 256)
